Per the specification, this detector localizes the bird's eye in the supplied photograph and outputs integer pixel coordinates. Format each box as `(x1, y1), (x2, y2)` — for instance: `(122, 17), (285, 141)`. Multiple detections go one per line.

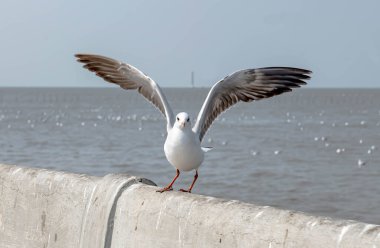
(177, 117), (179, 121)
(187, 118), (190, 122)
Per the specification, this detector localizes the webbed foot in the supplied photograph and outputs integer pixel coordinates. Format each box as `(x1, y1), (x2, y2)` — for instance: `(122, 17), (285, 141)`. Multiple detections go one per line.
(156, 186), (173, 193)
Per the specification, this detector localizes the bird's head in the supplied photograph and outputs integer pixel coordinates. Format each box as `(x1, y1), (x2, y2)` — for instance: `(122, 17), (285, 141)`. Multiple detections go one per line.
(175, 112), (191, 130)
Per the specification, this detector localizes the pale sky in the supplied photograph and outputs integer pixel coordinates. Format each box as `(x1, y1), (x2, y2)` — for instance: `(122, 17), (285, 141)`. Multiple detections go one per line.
(0, 0), (379, 88)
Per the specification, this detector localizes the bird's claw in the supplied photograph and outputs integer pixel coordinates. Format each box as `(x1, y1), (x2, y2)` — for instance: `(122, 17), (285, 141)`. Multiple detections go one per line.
(179, 189), (191, 193)
(156, 186), (173, 193)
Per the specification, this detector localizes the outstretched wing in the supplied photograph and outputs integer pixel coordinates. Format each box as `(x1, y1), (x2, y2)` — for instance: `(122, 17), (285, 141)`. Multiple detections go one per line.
(75, 54), (174, 131)
(192, 67), (311, 141)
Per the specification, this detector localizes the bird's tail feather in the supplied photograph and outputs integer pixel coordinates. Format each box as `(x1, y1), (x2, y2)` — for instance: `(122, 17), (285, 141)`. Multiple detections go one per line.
(201, 147), (213, 152)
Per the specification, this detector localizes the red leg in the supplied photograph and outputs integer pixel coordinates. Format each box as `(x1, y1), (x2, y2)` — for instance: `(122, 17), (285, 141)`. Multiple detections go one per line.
(180, 170), (198, 193)
(156, 169), (180, 193)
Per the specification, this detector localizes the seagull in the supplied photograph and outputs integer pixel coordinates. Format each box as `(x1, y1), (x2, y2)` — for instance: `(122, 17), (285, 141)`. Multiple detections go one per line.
(75, 54), (311, 193)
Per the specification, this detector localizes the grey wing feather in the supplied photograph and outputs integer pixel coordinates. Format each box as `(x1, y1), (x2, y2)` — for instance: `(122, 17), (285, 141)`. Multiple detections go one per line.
(75, 54), (174, 131)
(192, 67), (312, 141)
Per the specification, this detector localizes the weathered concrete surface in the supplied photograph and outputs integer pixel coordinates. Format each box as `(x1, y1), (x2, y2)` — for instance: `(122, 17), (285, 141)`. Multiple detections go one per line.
(1, 163), (380, 248)
(0, 164), (154, 248)
(110, 184), (380, 248)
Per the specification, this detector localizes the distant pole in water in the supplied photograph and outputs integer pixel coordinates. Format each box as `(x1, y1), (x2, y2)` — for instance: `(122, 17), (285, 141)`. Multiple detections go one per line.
(191, 71), (195, 88)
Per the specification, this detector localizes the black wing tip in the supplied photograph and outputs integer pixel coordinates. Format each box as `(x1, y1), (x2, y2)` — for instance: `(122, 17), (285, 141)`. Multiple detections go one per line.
(257, 67), (312, 75)
(250, 67), (312, 86)
(74, 53), (113, 62)
(74, 54), (91, 64)
(74, 53), (91, 60)
(75, 53), (99, 58)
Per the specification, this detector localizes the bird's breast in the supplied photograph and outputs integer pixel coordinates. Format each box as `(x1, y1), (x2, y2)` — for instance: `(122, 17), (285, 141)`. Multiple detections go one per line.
(164, 129), (204, 171)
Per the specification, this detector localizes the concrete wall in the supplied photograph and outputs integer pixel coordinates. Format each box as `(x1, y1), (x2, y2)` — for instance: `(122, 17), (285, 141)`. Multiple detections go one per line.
(0, 163), (379, 248)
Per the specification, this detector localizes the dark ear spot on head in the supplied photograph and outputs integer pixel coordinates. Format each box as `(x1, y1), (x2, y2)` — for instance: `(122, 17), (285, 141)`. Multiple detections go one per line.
(176, 117), (179, 121)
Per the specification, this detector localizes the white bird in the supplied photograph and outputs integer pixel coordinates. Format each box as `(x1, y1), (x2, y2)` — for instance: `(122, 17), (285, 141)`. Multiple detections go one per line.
(75, 54), (311, 193)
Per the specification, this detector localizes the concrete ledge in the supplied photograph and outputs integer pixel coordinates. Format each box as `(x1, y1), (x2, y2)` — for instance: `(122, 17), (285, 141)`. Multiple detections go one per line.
(0, 164), (155, 248)
(0, 163), (379, 248)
